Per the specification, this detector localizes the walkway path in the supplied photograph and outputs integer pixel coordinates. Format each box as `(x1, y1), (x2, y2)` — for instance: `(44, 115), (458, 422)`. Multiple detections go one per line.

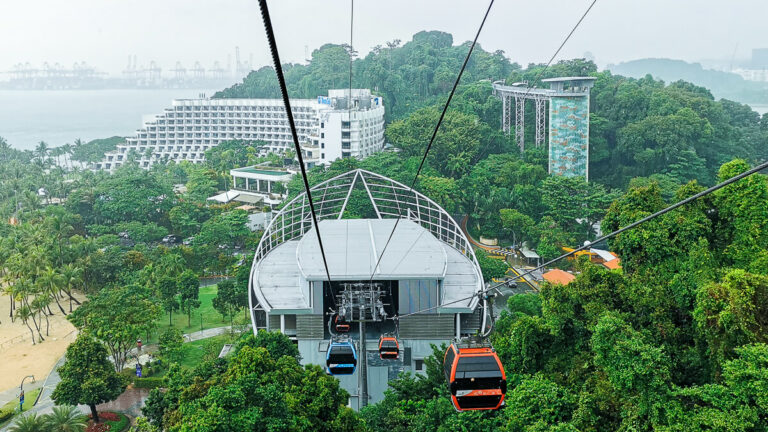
(460, 215), (500, 251)
(1, 325), (245, 430)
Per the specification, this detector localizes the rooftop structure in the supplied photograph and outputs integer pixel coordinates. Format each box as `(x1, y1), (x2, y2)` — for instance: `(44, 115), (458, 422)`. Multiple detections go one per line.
(248, 169), (485, 408)
(94, 89), (385, 173)
(493, 77), (596, 180)
(230, 165), (295, 209)
(542, 269), (576, 285)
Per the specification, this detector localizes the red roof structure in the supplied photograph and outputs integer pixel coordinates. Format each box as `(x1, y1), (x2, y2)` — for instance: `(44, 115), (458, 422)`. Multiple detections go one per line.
(542, 269), (576, 285)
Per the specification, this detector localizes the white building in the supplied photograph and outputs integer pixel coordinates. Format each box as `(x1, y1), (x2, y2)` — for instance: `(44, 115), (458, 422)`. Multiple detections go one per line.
(94, 89), (385, 172)
(733, 68), (768, 82)
(230, 165), (295, 209)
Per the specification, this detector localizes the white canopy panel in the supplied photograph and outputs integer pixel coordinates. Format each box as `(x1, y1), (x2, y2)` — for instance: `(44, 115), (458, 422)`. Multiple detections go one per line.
(298, 219), (446, 280)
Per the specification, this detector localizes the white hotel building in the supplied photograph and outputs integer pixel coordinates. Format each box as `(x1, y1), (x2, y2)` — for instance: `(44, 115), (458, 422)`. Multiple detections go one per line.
(95, 89), (385, 172)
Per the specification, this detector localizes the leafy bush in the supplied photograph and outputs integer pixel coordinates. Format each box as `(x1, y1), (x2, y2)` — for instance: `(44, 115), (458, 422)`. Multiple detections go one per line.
(133, 377), (165, 389)
(0, 408), (14, 423)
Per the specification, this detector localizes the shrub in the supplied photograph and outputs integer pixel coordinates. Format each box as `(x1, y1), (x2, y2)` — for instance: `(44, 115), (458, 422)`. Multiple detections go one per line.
(86, 423), (110, 432)
(0, 408), (14, 423)
(133, 377), (165, 389)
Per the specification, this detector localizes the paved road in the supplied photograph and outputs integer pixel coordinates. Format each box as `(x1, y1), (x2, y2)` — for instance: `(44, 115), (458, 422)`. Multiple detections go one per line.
(1, 325), (246, 430)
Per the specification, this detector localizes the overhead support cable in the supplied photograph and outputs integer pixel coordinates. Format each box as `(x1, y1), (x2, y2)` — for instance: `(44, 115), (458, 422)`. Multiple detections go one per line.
(519, 0), (598, 97)
(258, 0), (335, 296)
(367, 0), (496, 285)
(394, 159), (768, 319)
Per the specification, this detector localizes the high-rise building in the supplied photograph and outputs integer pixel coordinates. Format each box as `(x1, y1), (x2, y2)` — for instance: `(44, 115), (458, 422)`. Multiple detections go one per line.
(94, 89), (385, 172)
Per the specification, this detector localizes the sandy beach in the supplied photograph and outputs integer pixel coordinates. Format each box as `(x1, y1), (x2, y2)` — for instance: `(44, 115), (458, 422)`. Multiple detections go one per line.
(0, 291), (85, 393)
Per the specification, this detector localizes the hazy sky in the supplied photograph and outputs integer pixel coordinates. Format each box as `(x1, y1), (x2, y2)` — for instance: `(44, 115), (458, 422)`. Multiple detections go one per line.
(1, 0), (767, 76)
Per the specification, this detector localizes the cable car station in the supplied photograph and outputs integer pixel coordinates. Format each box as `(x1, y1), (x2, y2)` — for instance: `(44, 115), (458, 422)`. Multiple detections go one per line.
(248, 169), (488, 409)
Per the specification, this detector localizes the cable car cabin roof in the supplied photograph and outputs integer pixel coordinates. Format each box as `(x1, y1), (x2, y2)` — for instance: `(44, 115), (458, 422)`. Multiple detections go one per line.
(253, 219), (481, 313)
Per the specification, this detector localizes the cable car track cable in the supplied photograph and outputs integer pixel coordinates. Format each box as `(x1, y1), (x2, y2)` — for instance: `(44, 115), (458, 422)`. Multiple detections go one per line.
(258, 0), (335, 303)
(367, 0), (495, 287)
(393, 159), (768, 319)
(518, 0), (598, 98)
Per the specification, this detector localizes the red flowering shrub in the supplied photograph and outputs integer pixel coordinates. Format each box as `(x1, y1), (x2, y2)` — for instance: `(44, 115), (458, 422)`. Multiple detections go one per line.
(85, 423), (110, 432)
(97, 412), (120, 422)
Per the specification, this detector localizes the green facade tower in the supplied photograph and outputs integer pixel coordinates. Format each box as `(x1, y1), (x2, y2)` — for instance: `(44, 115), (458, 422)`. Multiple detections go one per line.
(542, 77), (595, 180)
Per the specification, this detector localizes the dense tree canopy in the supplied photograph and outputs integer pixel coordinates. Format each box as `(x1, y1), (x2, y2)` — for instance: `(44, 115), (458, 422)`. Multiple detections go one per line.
(52, 335), (127, 423)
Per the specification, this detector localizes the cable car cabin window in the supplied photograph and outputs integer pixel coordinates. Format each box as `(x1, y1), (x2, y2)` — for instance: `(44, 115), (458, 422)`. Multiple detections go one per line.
(380, 339), (398, 350)
(329, 346), (356, 364)
(443, 347), (456, 381)
(455, 356), (503, 382)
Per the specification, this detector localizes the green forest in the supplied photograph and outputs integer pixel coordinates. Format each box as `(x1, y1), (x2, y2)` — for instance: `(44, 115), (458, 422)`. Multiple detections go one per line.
(2, 29), (768, 431)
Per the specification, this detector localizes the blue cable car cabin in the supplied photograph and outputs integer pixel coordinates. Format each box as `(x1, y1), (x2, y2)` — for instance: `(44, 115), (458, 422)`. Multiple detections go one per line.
(326, 340), (357, 375)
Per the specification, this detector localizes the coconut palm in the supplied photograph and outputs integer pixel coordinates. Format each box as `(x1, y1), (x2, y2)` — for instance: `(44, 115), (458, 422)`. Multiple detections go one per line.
(39, 266), (66, 315)
(61, 263), (83, 312)
(0, 136), (10, 161)
(35, 141), (50, 167)
(14, 303), (37, 344)
(8, 412), (47, 432)
(61, 143), (73, 170)
(44, 405), (87, 432)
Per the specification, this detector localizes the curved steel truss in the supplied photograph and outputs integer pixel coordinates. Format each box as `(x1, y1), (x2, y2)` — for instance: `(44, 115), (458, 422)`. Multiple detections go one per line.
(250, 168), (483, 282)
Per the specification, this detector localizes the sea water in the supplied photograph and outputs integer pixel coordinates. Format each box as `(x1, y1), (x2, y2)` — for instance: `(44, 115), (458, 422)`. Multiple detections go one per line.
(0, 88), (219, 150)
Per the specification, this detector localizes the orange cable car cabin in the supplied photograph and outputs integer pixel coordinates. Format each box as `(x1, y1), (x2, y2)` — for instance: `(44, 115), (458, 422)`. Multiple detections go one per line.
(378, 336), (399, 360)
(334, 315), (350, 333)
(443, 342), (507, 411)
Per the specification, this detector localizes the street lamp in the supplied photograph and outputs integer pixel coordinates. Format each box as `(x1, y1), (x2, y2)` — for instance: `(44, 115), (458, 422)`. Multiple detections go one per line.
(19, 375), (35, 412)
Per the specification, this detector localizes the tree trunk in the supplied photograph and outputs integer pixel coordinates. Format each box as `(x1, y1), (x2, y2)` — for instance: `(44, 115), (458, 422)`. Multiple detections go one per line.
(29, 311), (44, 342)
(169, 310), (172, 326)
(43, 311), (50, 336)
(24, 320), (36, 345)
(187, 309), (191, 327)
(90, 403), (99, 423)
(53, 295), (66, 315)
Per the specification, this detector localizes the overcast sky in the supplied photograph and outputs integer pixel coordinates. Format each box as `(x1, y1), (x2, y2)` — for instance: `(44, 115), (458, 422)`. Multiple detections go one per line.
(1, 0), (766, 76)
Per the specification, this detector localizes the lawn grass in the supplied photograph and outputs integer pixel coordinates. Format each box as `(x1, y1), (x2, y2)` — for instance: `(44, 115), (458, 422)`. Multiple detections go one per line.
(0, 388), (42, 425)
(151, 285), (231, 341)
(178, 334), (236, 369)
(106, 412), (130, 432)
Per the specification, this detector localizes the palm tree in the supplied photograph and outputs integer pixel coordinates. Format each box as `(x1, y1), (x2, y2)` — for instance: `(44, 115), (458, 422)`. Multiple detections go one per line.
(61, 264), (83, 312)
(62, 143), (73, 170)
(14, 304), (36, 345)
(44, 405), (87, 432)
(8, 412), (47, 432)
(35, 141), (50, 167)
(39, 266), (66, 315)
(0, 136), (10, 161)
